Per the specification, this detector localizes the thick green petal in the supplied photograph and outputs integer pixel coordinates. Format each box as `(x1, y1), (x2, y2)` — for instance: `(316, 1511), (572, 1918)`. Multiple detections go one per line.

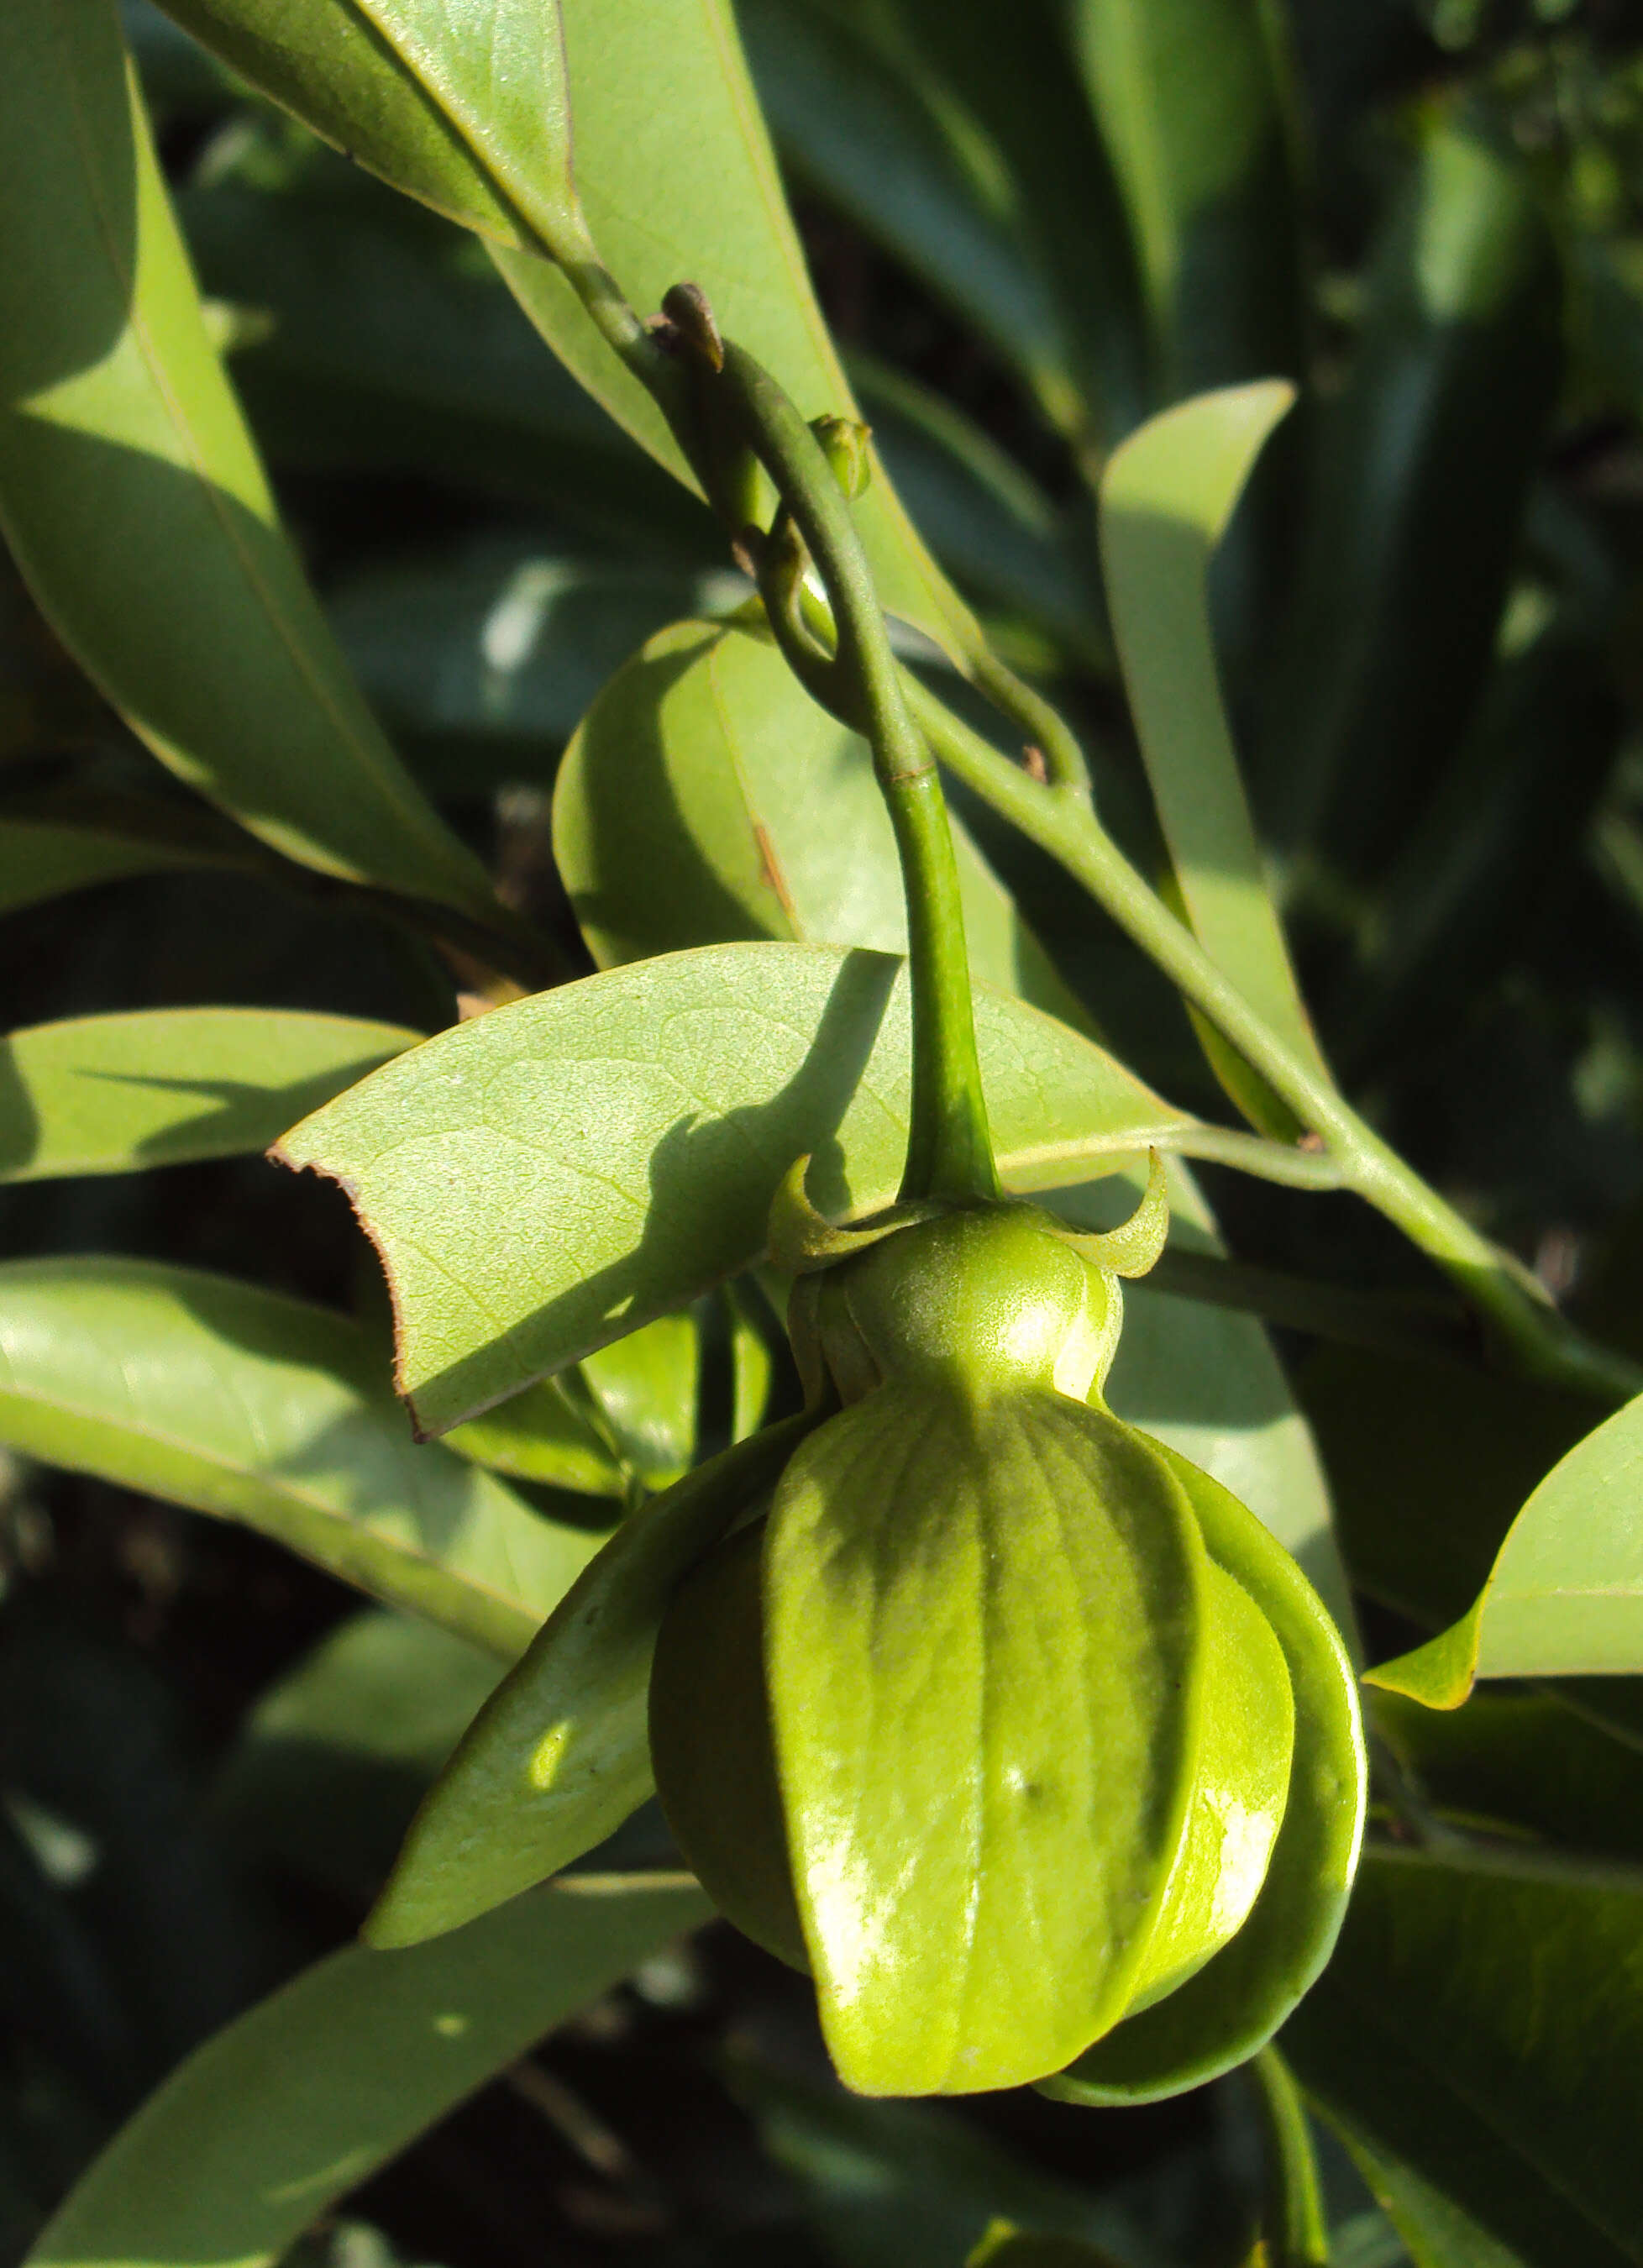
(1043, 1444), (1364, 2104)
(765, 1387), (1209, 2096)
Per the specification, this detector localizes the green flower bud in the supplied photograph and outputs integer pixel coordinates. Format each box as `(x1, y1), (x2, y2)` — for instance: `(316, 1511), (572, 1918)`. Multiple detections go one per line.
(650, 1194), (1365, 2099)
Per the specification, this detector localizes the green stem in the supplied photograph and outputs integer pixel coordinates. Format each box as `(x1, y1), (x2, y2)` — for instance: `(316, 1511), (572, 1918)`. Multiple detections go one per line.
(1247, 2048), (1330, 2268)
(551, 264), (1639, 1400)
(900, 677), (1643, 1404)
(711, 341), (999, 1206)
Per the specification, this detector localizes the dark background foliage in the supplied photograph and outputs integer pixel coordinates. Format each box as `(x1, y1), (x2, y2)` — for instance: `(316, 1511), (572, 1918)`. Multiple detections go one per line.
(7, 0), (1643, 2261)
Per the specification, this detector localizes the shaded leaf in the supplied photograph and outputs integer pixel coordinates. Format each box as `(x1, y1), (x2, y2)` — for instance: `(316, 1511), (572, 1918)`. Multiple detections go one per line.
(0, 819), (232, 921)
(1325, 2116), (1529, 2268)
(0, 1009), (420, 1183)
(178, 133), (714, 554)
(276, 942), (1205, 1437)
(0, 1260), (600, 1658)
(1367, 1391), (1643, 1707)
(213, 1609), (506, 1900)
(736, 0), (1081, 434)
(581, 1311), (699, 1494)
(444, 1376), (624, 1500)
(850, 356), (1107, 665)
(1283, 1844), (1643, 2268)
(24, 1876), (706, 2268)
(1071, 0), (1304, 401)
(0, 1), (505, 925)
(554, 620), (1088, 1029)
(1261, 113), (1561, 879)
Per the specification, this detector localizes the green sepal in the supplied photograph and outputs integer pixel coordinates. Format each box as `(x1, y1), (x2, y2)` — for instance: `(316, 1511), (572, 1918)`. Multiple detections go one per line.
(365, 1413), (813, 1948)
(1040, 1446), (1365, 2106)
(764, 1384), (1211, 2095)
(766, 1153), (944, 1275)
(1050, 1149), (1171, 1282)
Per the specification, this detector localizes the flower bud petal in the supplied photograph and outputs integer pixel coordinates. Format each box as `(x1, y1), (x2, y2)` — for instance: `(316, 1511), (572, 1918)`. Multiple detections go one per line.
(764, 1384), (1210, 2095)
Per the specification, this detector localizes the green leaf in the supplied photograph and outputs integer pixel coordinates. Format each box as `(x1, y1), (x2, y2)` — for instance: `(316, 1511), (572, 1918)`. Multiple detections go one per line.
(554, 621), (1088, 1031)
(487, 0), (981, 663)
(1100, 382), (1325, 1131)
(1297, 1346), (1595, 1640)
(24, 1875), (706, 2268)
(0, 1259), (601, 1659)
(767, 1386), (1206, 2095)
(152, 0), (585, 263)
(213, 1608), (506, 1900)
(275, 942), (1205, 1437)
(1262, 115), (1561, 879)
(330, 552), (745, 775)
(781, 0), (1151, 453)
(1325, 2116), (1530, 2268)
(0, 1), (504, 924)
(0, 818), (234, 921)
(581, 1312), (699, 1494)
(1283, 1844), (1643, 2268)
(1371, 1687), (1643, 1872)
(735, 0), (1082, 437)
(849, 356), (1106, 666)
(1070, 0), (1304, 400)
(0, 1009), (420, 1182)
(177, 134), (713, 554)
(367, 1416), (810, 1948)
(443, 1376), (624, 1499)
(1367, 1391), (1643, 1708)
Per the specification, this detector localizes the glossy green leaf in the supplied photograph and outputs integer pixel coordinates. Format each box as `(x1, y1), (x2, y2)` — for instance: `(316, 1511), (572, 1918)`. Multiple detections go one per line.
(0, 818), (233, 920)
(1367, 1391), (1643, 1708)
(0, 1009), (420, 1182)
(0, 1260), (600, 1659)
(1262, 114), (1561, 878)
(1101, 383), (1326, 1127)
(1283, 1844), (1643, 2268)
(488, 0), (981, 663)
(1070, 0), (1304, 400)
(213, 1608), (506, 1900)
(24, 1875), (706, 2268)
(0, 1), (504, 923)
(153, 0), (585, 263)
(276, 942), (1206, 1438)
(368, 1417), (810, 1948)
(767, 1386), (1206, 2095)
(554, 620), (1088, 1029)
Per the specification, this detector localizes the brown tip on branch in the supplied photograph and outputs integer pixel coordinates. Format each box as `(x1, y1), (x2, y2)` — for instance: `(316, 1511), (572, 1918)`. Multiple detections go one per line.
(659, 282), (725, 372)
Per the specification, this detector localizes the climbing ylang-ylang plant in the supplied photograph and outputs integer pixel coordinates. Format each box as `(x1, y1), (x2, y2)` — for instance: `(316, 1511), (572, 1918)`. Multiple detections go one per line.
(365, 298), (1367, 2102)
